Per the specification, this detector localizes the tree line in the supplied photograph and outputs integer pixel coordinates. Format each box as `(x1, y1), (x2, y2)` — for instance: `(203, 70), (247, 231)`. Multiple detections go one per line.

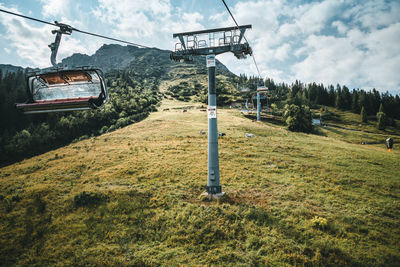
(237, 75), (399, 130)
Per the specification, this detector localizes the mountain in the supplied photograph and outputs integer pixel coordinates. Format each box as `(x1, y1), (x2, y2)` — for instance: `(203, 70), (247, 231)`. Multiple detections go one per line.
(1, 44), (234, 80)
(60, 44), (234, 76)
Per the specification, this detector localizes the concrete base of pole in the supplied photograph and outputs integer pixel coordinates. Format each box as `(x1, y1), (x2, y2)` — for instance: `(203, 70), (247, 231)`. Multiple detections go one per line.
(199, 191), (226, 201)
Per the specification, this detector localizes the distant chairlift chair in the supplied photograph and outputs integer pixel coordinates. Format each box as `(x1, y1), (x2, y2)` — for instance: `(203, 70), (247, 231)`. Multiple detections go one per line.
(15, 21), (108, 114)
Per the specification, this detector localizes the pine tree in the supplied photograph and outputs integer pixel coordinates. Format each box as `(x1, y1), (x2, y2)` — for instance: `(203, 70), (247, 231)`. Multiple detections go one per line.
(360, 106), (368, 123)
(351, 90), (359, 113)
(395, 95), (400, 120)
(373, 89), (381, 114)
(336, 91), (344, 109)
(328, 85), (335, 106)
(342, 86), (351, 110)
(376, 112), (386, 130)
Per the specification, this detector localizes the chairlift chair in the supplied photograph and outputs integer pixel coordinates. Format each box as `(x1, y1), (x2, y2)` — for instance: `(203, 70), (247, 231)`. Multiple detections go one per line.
(16, 68), (108, 114)
(257, 86), (268, 92)
(15, 21), (109, 114)
(240, 86), (250, 93)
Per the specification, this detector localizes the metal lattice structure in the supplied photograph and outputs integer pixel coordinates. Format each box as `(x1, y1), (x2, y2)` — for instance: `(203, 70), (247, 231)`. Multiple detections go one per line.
(170, 25), (252, 62)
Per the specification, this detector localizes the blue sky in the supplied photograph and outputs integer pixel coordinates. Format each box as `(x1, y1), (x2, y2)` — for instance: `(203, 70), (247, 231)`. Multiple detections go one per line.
(0, 0), (399, 94)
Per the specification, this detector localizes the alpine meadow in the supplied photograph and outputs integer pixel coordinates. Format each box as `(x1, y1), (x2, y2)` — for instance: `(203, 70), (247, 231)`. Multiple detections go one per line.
(1, 0), (400, 266)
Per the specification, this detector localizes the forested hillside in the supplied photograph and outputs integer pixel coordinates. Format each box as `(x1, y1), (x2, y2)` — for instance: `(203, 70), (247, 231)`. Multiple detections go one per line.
(238, 77), (400, 120)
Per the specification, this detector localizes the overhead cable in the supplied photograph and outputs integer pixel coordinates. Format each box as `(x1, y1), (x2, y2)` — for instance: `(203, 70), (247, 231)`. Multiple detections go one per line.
(221, 0), (263, 81)
(0, 8), (151, 48)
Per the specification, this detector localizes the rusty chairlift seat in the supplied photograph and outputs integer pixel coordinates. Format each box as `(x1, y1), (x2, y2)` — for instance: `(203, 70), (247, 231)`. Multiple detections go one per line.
(16, 68), (108, 114)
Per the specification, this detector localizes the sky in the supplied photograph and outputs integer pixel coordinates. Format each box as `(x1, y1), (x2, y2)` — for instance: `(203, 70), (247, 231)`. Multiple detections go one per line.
(0, 0), (399, 94)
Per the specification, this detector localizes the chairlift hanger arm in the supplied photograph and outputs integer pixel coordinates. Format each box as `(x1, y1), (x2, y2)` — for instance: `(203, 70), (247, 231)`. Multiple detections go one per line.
(49, 21), (74, 67)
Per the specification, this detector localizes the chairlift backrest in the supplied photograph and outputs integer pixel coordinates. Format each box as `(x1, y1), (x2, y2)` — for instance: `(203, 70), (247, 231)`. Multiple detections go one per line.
(257, 86), (268, 92)
(30, 70), (102, 101)
(240, 87), (250, 93)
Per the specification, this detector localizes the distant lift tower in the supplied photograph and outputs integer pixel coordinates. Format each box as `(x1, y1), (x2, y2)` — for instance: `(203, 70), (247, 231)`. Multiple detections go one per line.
(257, 86), (268, 121)
(171, 25), (252, 195)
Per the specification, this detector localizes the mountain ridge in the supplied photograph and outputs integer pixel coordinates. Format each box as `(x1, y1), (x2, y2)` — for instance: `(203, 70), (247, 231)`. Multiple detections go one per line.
(60, 44), (234, 75)
(1, 44), (234, 78)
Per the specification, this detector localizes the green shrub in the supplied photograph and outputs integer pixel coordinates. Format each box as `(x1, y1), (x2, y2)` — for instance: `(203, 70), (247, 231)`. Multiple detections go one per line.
(311, 216), (327, 230)
(284, 104), (313, 133)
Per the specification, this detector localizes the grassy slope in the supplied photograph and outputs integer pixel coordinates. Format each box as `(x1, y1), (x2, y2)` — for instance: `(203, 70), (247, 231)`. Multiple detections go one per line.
(1, 98), (399, 266)
(318, 107), (400, 144)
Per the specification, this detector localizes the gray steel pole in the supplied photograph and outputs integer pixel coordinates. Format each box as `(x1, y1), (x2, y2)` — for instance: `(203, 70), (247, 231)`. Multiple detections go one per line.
(206, 58), (221, 194)
(257, 92), (261, 121)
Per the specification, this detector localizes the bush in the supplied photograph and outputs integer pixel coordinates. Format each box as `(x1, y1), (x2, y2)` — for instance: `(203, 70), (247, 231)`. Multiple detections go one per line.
(311, 216), (327, 230)
(284, 104), (313, 133)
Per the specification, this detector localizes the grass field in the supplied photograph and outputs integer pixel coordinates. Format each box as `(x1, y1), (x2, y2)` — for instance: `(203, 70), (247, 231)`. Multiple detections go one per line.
(1, 98), (399, 266)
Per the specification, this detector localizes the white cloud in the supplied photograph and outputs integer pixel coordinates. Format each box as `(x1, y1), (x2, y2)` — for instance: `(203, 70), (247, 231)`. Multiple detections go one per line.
(294, 0), (343, 34)
(291, 21), (400, 91)
(291, 34), (364, 86)
(332, 21), (348, 35)
(347, 0), (400, 30)
(0, 4), (92, 68)
(278, 23), (298, 38)
(41, 0), (71, 18)
(275, 43), (291, 61)
(92, 0), (204, 49)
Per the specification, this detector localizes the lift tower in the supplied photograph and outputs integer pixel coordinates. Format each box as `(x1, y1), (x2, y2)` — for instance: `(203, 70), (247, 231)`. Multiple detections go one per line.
(171, 25), (252, 196)
(256, 86), (268, 121)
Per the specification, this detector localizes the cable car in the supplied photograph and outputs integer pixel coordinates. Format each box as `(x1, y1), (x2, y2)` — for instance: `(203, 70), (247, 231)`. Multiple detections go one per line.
(15, 22), (109, 114)
(16, 68), (108, 114)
